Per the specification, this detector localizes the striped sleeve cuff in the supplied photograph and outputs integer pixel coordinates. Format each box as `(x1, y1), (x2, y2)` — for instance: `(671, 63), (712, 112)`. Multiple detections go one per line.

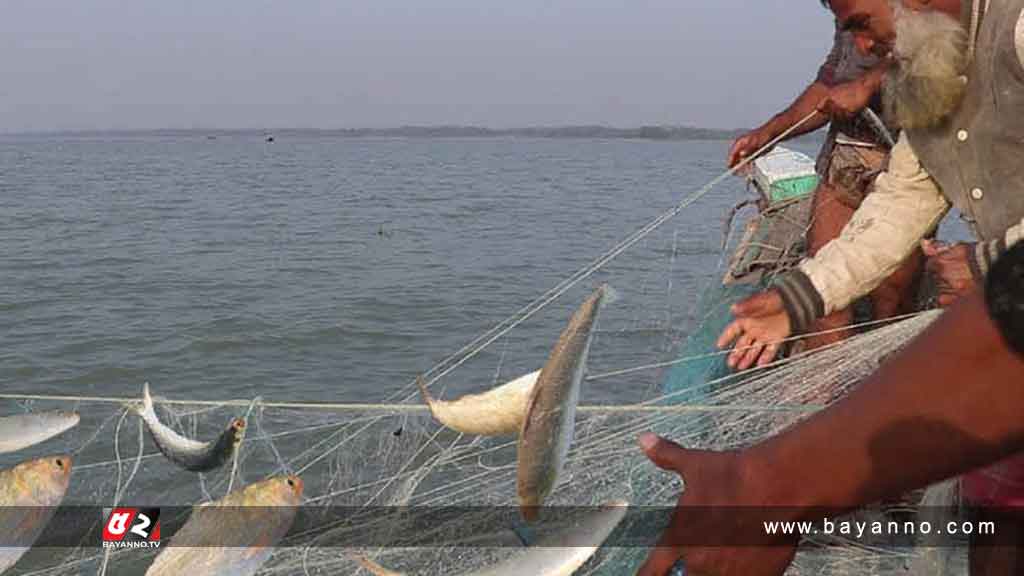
(973, 239), (1007, 278)
(772, 269), (826, 335)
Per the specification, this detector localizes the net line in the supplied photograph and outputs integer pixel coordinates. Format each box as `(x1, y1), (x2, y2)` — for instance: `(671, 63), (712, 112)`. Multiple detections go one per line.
(6, 308), (949, 575)
(0, 306), (923, 412)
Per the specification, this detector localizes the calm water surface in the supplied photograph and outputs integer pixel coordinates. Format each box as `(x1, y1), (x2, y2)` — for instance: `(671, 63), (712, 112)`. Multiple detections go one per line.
(1, 133), (909, 409)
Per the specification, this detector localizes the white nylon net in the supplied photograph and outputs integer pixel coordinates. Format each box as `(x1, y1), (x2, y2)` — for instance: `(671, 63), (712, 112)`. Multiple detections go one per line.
(2, 308), (964, 576)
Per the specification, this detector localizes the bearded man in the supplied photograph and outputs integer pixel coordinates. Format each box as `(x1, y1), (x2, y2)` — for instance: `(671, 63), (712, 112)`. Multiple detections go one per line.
(728, 18), (924, 354)
(711, 0), (1024, 572)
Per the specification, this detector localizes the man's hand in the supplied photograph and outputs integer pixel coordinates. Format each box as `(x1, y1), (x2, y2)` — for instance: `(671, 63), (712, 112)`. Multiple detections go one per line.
(922, 240), (980, 307)
(717, 290), (793, 371)
(727, 128), (773, 169)
(635, 434), (799, 576)
(817, 78), (874, 120)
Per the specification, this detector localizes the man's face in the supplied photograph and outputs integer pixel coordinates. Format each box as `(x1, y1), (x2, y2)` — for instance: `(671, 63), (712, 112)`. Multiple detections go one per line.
(830, 0), (897, 57)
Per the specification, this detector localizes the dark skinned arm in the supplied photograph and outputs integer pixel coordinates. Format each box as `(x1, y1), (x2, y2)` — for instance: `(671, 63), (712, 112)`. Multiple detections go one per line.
(753, 289), (1024, 511)
(638, 285), (1024, 576)
(754, 82), (832, 140)
(727, 82), (830, 168)
(817, 61), (887, 119)
(727, 22), (892, 169)
(727, 60), (888, 167)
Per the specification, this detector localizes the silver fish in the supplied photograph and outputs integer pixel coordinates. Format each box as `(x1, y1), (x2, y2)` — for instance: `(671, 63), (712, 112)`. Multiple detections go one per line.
(354, 499), (629, 576)
(517, 285), (615, 522)
(907, 479), (961, 576)
(145, 475), (303, 576)
(0, 411), (80, 454)
(130, 383), (245, 472)
(417, 370), (540, 436)
(0, 455), (73, 573)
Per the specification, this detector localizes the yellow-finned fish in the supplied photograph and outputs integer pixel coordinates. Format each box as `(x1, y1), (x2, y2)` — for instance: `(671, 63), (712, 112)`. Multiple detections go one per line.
(145, 474), (303, 576)
(0, 455), (73, 572)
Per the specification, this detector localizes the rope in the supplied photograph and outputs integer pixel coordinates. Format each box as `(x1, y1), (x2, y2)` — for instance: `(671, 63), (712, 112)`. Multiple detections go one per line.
(0, 395), (819, 413)
(0, 307), (928, 412)
(585, 310), (926, 381)
(412, 110), (822, 390)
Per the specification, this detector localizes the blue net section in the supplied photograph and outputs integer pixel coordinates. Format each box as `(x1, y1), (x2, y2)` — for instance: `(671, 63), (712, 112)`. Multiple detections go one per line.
(661, 281), (764, 403)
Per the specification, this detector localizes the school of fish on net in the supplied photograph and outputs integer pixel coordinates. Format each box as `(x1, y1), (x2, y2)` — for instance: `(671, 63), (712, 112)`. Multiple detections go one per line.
(0, 285), (631, 576)
(0, 274), (966, 576)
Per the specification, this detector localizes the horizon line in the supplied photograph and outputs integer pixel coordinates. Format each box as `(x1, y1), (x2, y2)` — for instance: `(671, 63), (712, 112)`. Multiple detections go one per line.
(0, 123), (757, 136)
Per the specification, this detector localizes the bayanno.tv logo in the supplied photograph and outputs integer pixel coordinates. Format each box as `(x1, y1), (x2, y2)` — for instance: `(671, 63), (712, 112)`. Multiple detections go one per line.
(101, 508), (161, 549)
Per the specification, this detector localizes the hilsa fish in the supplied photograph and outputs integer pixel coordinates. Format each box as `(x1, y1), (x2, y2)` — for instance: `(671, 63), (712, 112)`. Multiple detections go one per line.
(416, 370), (540, 436)
(0, 411), (80, 454)
(354, 499), (629, 576)
(416, 286), (616, 520)
(146, 474), (303, 576)
(129, 383), (245, 472)
(0, 455), (73, 573)
(416, 288), (615, 440)
(517, 284), (616, 522)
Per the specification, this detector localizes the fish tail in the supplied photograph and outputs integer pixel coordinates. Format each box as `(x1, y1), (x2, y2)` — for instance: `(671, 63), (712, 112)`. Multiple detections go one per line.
(600, 283), (620, 306)
(127, 382), (155, 417)
(414, 375), (434, 405)
(142, 382), (154, 415)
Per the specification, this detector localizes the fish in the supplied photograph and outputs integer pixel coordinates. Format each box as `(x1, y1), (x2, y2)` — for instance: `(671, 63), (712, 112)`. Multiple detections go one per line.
(907, 479), (960, 576)
(130, 382), (246, 472)
(353, 499), (629, 576)
(0, 455), (74, 573)
(145, 474), (303, 576)
(416, 370), (540, 436)
(517, 285), (616, 522)
(0, 411), (80, 454)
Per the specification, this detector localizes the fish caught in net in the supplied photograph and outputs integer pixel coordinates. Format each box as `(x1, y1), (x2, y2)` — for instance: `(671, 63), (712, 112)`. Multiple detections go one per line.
(0, 308), (965, 576)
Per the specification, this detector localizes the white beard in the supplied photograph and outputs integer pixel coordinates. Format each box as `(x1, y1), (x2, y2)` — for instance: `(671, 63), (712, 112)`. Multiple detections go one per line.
(882, 1), (969, 129)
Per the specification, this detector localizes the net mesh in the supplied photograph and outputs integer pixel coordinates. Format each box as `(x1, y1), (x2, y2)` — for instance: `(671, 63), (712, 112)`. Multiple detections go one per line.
(3, 308), (964, 576)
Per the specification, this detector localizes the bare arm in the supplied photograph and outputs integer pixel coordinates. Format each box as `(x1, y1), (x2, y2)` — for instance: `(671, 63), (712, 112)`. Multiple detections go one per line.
(638, 256), (1024, 575)
(755, 82), (832, 141)
(716, 134), (951, 372)
(727, 49), (889, 168)
(753, 59), (888, 144)
(753, 289), (1024, 511)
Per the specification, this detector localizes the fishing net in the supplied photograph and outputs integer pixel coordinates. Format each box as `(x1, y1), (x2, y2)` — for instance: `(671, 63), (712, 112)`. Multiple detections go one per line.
(0, 137), (969, 576)
(1, 305), (961, 576)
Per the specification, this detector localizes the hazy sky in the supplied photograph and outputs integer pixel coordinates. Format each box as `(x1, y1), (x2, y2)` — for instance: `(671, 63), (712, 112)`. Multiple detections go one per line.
(1, 1), (834, 132)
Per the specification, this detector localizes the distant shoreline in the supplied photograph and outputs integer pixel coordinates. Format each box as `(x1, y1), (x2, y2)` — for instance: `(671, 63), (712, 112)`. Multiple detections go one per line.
(4, 125), (746, 140)
(1, 125), (827, 144)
